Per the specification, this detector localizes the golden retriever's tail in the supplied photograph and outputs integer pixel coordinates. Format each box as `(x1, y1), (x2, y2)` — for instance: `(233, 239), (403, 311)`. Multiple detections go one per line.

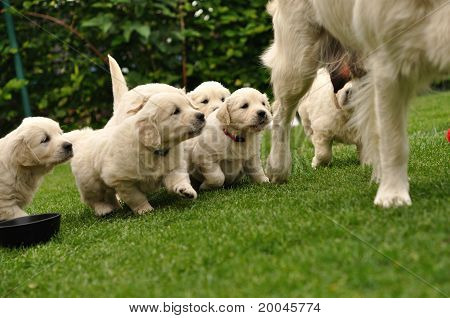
(347, 73), (381, 181)
(64, 128), (94, 145)
(108, 54), (128, 113)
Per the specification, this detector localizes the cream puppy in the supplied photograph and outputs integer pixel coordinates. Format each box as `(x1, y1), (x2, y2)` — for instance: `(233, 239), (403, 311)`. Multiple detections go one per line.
(105, 55), (185, 128)
(0, 117), (73, 220)
(188, 88), (272, 190)
(296, 68), (359, 168)
(187, 81), (230, 117)
(67, 93), (205, 216)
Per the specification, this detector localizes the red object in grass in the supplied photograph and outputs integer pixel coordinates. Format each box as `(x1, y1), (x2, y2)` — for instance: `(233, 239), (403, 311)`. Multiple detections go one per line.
(447, 129), (450, 142)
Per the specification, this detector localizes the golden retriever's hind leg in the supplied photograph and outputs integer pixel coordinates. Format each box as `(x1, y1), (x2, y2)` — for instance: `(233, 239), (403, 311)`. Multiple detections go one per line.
(265, 20), (322, 183)
(267, 71), (317, 183)
(199, 163), (225, 190)
(115, 182), (153, 215)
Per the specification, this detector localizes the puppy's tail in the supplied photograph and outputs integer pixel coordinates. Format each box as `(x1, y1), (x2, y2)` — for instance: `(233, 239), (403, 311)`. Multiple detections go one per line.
(347, 73), (380, 181)
(108, 54), (128, 113)
(64, 128), (94, 145)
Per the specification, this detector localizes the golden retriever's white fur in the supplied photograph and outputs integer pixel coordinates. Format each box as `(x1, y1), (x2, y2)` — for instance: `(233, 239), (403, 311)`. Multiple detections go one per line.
(66, 93), (205, 216)
(262, 0), (450, 207)
(0, 117), (73, 220)
(188, 88), (272, 190)
(187, 81), (231, 117)
(296, 68), (358, 168)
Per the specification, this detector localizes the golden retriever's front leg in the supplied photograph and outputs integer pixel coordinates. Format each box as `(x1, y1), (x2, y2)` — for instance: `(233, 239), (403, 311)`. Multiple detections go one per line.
(244, 156), (269, 184)
(115, 182), (153, 215)
(372, 66), (411, 208)
(164, 170), (197, 199)
(199, 162), (225, 190)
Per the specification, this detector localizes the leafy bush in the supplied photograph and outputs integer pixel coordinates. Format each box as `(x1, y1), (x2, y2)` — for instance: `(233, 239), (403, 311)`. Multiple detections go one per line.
(0, 0), (272, 135)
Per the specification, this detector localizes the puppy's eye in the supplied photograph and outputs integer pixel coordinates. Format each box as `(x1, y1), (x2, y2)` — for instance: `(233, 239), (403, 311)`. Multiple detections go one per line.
(41, 134), (50, 144)
(201, 99), (209, 104)
(262, 101), (266, 106)
(173, 107), (181, 115)
(221, 97), (225, 102)
(241, 103), (249, 109)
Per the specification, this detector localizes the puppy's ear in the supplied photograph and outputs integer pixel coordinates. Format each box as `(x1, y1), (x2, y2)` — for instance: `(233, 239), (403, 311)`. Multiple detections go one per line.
(186, 92), (199, 109)
(216, 99), (231, 125)
(13, 136), (38, 167)
(137, 118), (161, 149)
(336, 84), (352, 108)
(127, 96), (149, 115)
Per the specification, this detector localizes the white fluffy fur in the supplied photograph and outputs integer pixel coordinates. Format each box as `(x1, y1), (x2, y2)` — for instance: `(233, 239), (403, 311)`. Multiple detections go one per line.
(106, 56), (229, 126)
(0, 117), (73, 220)
(187, 87), (272, 190)
(66, 93), (205, 216)
(296, 68), (358, 168)
(105, 55), (185, 128)
(262, 0), (450, 207)
(187, 81), (231, 117)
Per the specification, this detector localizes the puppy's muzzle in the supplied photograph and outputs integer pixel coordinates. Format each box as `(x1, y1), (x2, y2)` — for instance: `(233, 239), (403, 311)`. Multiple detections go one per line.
(196, 112), (205, 124)
(62, 142), (73, 156)
(190, 112), (206, 136)
(257, 110), (268, 124)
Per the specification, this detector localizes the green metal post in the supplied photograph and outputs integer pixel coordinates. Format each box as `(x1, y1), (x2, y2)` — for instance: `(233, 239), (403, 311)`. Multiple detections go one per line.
(3, 0), (32, 117)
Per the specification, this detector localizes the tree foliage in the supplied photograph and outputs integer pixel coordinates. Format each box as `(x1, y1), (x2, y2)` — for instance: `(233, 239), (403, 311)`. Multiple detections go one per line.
(0, 0), (273, 134)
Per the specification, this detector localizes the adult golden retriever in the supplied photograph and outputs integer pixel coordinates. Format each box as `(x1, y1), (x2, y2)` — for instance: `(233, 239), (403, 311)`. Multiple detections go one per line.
(262, 0), (450, 207)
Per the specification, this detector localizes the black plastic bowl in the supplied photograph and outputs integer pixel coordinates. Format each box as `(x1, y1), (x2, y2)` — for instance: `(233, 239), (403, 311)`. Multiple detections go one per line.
(0, 213), (61, 248)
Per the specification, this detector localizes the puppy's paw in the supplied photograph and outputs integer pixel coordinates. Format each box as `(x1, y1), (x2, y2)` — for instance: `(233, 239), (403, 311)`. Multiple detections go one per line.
(255, 175), (270, 183)
(134, 202), (154, 215)
(374, 189), (412, 208)
(311, 157), (319, 169)
(175, 184), (197, 199)
(94, 203), (115, 217)
(199, 181), (221, 191)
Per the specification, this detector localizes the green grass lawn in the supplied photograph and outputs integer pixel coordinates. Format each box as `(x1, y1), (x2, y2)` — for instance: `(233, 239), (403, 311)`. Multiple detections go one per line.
(1, 92), (449, 297)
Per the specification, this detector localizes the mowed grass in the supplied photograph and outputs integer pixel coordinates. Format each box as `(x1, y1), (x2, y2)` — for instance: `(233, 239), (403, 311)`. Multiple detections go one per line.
(0, 92), (449, 297)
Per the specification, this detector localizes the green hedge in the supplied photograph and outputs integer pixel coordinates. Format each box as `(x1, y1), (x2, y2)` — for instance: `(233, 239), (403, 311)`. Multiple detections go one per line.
(0, 0), (272, 135)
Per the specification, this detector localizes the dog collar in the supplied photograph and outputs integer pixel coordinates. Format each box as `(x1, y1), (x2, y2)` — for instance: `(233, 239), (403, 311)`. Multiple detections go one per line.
(223, 129), (245, 143)
(153, 148), (170, 157)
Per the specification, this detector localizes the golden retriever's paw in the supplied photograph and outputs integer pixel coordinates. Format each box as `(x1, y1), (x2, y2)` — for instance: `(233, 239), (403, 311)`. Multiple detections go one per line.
(374, 189), (412, 208)
(266, 161), (291, 183)
(134, 202), (154, 215)
(175, 184), (197, 199)
(266, 149), (291, 183)
(94, 203), (115, 217)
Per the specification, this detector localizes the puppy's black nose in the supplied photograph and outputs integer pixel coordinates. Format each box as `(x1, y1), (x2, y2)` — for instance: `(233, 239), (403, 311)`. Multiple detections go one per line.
(196, 112), (205, 122)
(62, 142), (72, 152)
(257, 110), (267, 119)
